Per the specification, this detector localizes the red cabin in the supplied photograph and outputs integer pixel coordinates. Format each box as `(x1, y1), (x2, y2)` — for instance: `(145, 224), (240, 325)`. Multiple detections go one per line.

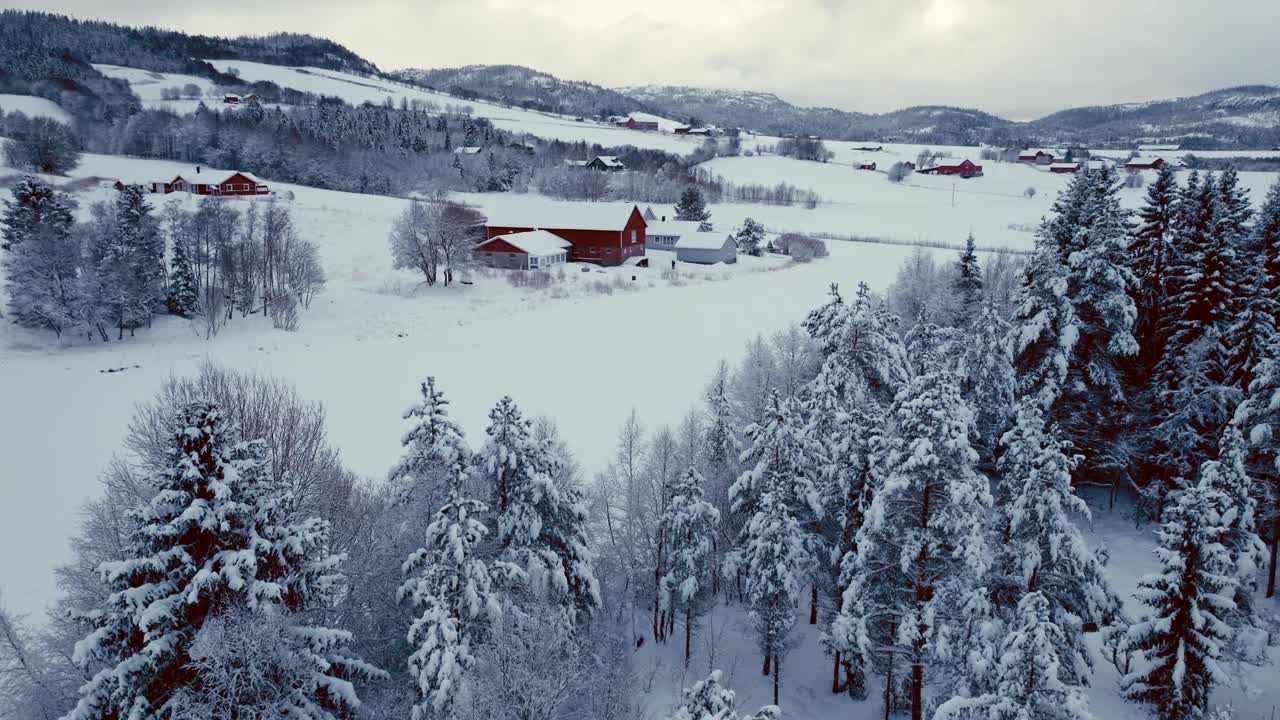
(485, 204), (647, 267)
(216, 172), (269, 196)
(858, 162), (877, 171)
(919, 159), (983, 178)
(1124, 157), (1165, 171)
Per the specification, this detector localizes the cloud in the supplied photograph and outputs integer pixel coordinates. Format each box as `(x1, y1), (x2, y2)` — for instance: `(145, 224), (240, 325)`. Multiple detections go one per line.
(15, 0), (1280, 119)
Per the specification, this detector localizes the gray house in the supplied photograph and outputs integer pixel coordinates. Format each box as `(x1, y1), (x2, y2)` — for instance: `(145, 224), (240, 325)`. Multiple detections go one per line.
(676, 232), (738, 264)
(645, 220), (702, 251)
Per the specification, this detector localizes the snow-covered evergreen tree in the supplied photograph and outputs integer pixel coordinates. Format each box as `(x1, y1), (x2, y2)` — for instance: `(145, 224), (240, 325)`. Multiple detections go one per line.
(952, 232), (984, 321)
(936, 591), (1095, 720)
(1123, 481), (1239, 720)
(730, 391), (824, 525)
(674, 186), (711, 223)
(1253, 178), (1280, 312)
(1231, 342), (1280, 599)
(1013, 167), (1137, 479)
(477, 396), (601, 622)
(659, 466), (721, 662)
(1, 175), (74, 252)
(1132, 164), (1181, 379)
(166, 232), (199, 318)
(956, 303), (1016, 473)
(65, 401), (377, 720)
(667, 670), (779, 720)
(1, 177), (80, 335)
(807, 281), (909, 409)
(389, 377), (468, 507)
(992, 403), (1120, 684)
(736, 217), (765, 257)
(833, 371), (992, 720)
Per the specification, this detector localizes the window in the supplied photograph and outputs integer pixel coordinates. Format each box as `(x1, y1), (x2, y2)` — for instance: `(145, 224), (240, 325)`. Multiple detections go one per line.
(631, 229), (637, 243)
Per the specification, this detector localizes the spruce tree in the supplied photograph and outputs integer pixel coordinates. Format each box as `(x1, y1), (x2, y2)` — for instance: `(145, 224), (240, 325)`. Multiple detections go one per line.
(736, 217), (764, 257)
(1232, 343), (1280, 598)
(0, 175), (73, 252)
(667, 670), (779, 720)
(1, 177), (79, 335)
(1252, 179), (1280, 312)
(674, 186), (711, 223)
(992, 403), (1120, 684)
(398, 382), (507, 718)
(66, 402), (376, 720)
(477, 396), (601, 622)
(833, 371), (992, 720)
(1123, 482), (1238, 720)
(956, 303), (1016, 473)
(659, 467), (721, 663)
(936, 592), (1095, 720)
(952, 232), (983, 321)
(1132, 164), (1181, 378)
(166, 233), (199, 318)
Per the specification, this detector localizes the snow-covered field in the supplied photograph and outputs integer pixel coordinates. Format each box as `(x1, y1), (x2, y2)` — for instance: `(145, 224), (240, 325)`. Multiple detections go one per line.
(0, 94), (74, 124)
(199, 60), (705, 153)
(0, 151), (957, 622)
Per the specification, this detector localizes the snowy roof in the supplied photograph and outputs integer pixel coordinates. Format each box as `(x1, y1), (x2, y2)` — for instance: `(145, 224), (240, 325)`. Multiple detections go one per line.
(675, 232), (734, 251)
(1125, 156), (1164, 166)
(1138, 144), (1179, 151)
(1048, 162), (1080, 170)
(453, 146), (483, 154)
(486, 202), (642, 232)
(225, 171), (265, 184)
(564, 159), (589, 166)
(645, 220), (702, 238)
(592, 155), (625, 168)
(1018, 149), (1053, 157)
(479, 230), (572, 257)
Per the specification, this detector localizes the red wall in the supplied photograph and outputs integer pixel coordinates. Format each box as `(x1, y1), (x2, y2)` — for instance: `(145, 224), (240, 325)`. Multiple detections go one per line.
(484, 208), (647, 266)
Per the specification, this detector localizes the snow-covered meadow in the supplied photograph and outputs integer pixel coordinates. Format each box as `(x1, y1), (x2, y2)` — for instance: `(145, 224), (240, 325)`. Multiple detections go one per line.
(0, 94), (74, 124)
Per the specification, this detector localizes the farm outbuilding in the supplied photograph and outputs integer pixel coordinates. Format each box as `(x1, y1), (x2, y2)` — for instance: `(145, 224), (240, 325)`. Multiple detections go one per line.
(1049, 162), (1081, 174)
(675, 232), (737, 265)
(473, 230), (572, 270)
(918, 159), (983, 178)
(1018, 149), (1056, 164)
(645, 220), (703, 250)
(1125, 157), (1166, 171)
(485, 203), (647, 267)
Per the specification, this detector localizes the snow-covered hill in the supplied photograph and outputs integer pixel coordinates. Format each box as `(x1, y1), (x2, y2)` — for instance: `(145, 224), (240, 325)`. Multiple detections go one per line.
(0, 94), (74, 124)
(201, 60), (705, 154)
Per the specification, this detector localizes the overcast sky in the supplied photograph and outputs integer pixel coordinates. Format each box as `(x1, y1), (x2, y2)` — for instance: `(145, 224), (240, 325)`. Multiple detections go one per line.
(15, 0), (1280, 119)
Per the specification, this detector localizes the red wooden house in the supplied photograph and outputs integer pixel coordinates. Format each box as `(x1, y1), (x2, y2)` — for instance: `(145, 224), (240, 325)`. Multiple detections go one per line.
(1124, 157), (1165, 171)
(193, 172), (269, 196)
(918, 159), (983, 178)
(616, 117), (659, 131)
(1049, 162), (1081, 174)
(857, 162), (877, 171)
(485, 203), (647, 266)
(1018, 149), (1055, 164)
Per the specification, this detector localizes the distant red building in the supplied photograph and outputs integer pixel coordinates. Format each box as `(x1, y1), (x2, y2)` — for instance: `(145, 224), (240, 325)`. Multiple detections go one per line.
(858, 162), (877, 171)
(485, 204), (647, 266)
(1018, 149), (1055, 164)
(616, 117), (659, 131)
(1049, 162), (1081, 174)
(919, 159), (984, 178)
(1125, 157), (1166, 171)
(213, 172), (269, 196)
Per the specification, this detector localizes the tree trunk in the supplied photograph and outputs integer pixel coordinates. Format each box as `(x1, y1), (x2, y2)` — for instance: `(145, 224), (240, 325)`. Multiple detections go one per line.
(773, 652), (780, 706)
(684, 606), (692, 663)
(911, 662), (923, 720)
(762, 652), (771, 676)
(810, 584), (818, 624)
(1268, 522), (1278, 598)
(884, 659), (893, 720)
(831, 651), (842, 693)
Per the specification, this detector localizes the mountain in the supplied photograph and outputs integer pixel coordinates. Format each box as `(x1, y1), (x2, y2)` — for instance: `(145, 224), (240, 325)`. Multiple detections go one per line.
(1035, 85), (1280, 149)
(390, 64), (657, 120)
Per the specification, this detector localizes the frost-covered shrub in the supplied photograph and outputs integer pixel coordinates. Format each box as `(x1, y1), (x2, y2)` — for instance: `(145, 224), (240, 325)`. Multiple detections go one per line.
(271, 293), (300, 331)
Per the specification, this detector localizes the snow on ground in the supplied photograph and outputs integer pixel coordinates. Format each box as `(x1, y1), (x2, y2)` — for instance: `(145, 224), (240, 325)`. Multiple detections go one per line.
(634, 490), (1280, 720)
(0, 151), (956, 619)
(200, 60), (705, 154)
(0, 94), (74, 124)
(93, 63), (289, 115)
(698, 151), (1280, 249)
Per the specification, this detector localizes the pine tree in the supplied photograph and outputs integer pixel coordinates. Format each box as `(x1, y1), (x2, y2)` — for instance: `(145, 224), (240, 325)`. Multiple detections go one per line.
(166, 232), (199, 318)
(736, 477), (811, 706)
(675, 186), (711, 223)
(659, 467), (721, 663)
(952, 232), (983, 321)
(66, 402), (377, 720)
(809, 282), (910, 409)
(1013, 167), (1137, 479)
(398, 385), (507, 718)
(1252, 179), (1280, 312)
(992, 403), (1120, 684)
(477, 396), (601, 622)
(730, 391), (824, 525)
(1, 177), (79, 335)
(667, 670), (779, 720)
(833, 371), (992, 720)
(1232, 343), (1280, 598)
(1, 176), (75, 251)
(1196, 424), (1268, 663)
(736, 217), (764, 257)
(956, 303), (1016, 473)
(389, 378), (468, 506)
(1123, 482), (1238, 720)
(1132, 164), (1181, 378)
(936, 592), (1095, 720)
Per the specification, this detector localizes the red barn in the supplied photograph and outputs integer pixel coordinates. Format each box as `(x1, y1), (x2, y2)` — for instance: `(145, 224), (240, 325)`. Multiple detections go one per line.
(919, 159), (983, 178)
(858, 162), (877, 171)
(1124, 157), (1165, 171)
(616, 117), (659, 131)
(1049, 162), (1081, 174)
(1018, 149), (1055, 164)
(485, 203), (647, 266)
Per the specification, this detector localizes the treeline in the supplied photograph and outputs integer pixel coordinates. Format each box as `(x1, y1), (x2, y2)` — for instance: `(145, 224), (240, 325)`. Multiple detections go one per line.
(1, 176), (323, 340)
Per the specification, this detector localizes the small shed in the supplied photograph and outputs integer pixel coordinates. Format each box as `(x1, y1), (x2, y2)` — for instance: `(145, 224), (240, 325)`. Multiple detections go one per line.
(586, 155), (626, 171)
(1048, 162), (1081, 174)
(858, 162), (877, 171)
(474, 230), (572, 270)
(675, 232), (737, 265)
(1125, 157), (1166, 171)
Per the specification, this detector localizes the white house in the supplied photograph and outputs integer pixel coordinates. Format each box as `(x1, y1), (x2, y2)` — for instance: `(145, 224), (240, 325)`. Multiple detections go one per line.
(473, 230), (572, 270)
(645, 220), (704, 250)
(675, 232), (737, 265)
